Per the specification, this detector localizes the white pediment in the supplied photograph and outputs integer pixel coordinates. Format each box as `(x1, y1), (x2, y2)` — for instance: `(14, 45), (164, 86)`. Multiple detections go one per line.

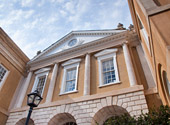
(94, 48), (118, 57)
(62, 58), (81, 66)
(31, 29), (125, 62)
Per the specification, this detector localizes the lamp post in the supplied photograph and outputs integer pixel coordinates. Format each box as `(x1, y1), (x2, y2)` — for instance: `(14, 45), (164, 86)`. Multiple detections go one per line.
(25, 90), (43, 125)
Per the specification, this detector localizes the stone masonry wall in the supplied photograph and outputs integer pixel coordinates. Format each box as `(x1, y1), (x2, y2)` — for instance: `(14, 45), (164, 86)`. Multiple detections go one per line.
(6, 90), (148, 125)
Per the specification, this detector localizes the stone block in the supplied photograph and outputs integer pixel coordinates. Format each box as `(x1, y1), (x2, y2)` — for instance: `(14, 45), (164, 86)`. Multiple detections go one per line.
(106, 96), (112, 106)
(134, 91), (143, 96)
(87, 108), (93, 113)
(101, 98), (107, 107)
(131, 96), (139, 101)
(77, 102), (83, 105)
(142, 104), (148, 109)
(71, 103), (77, 107)
(126, 93), (133, 97)
(128, 101), (135, 106)
(122, 103), (128, 108)
(90, 112), (95, 117)
(60, 104), (66, 113)
(112, 96), (118, 105)
(117, 99), (123, 106)
(97, 103), (102, 110)
(94, 99), (100, 103)
(140, 95), (145, 99)
(135, 99), (146, 105)
(93, 108), (98, 113)
(87, 100), (93, 104)
(56, 105), (61, 113)
(126, 106), (132, 112)
(83, 102), (87, 105)
(132, 105), (141, 111)
(118, 94), (125, 99)
(90, 103), (96, 108)
(123, 97), (130, 103)
(81, 104), (90, 109)
(65, 104), (70, 112)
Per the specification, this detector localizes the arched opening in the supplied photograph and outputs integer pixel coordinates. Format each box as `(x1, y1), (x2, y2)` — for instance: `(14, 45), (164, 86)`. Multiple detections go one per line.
(162, 71), (170, 103)
(16, 118), (34, 125)
(92, 105), (128, 125)
(162, 71), (170, 96)
(48, 113), (77, 125)
(158, 64), (168, 104)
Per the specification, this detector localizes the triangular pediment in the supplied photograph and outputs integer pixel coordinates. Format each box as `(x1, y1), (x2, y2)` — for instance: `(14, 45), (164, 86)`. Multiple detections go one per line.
(31, 29), (125, 62)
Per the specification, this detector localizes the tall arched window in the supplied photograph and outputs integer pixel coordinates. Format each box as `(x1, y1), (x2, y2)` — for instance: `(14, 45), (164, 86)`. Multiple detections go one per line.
(163, 71), (170, 96)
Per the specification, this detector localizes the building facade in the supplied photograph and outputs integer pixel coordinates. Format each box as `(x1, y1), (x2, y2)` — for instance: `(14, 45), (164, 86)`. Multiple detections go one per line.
(1, 0), (169, 124)
(5, 28), (154, 125)
(128, 0), (170, 106)
(0, 28), (29, 124)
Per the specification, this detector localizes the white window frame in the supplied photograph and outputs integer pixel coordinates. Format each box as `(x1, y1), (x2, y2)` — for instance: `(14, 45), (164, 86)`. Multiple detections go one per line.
(95, 49), (120, 87)
(0, 63), (9, 89)
(60, 59), (81, 95)
(32, 67), (51, 96)
(137, 13), (151, 54)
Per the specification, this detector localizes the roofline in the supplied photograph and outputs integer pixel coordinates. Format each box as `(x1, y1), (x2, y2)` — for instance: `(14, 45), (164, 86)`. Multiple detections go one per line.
(31, 29), (126, 61)
(28, 30), (130, 65)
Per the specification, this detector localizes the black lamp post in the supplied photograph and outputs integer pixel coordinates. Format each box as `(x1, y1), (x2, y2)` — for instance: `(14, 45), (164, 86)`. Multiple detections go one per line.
(25, 90), (43, 125)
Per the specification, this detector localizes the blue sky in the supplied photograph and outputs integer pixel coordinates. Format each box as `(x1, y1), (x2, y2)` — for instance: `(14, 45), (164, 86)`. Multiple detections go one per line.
(0, 0), (132, 59)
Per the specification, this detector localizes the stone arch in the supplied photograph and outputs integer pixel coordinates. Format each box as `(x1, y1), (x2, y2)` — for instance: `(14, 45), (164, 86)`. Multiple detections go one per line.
(92, 105), (128, 125)
(16, 118), (34, 125)
(48, 113), (77, 125)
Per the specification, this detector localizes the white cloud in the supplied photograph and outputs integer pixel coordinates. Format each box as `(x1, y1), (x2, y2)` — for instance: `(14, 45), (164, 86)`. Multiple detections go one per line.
(0, 0), (132, 59)
(21, 0), (34, 7)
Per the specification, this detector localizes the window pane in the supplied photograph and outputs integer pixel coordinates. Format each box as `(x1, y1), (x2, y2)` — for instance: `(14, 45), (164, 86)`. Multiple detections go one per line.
(65, 68), (77, 92)
(66, 68), (76, 81)
(65, 80), (75, 92)
(36, 75), (46, 95)
(102, 59), (115, 84)
(0, 65), (7, 84)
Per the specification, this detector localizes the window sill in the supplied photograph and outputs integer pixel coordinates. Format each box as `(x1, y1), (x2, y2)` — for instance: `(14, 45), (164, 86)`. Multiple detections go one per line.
(59, 90), (78, 96)
(99, 81), (121, 88)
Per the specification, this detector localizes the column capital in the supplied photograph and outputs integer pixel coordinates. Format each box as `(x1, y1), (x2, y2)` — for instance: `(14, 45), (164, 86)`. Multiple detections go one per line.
(122, 41), (129, 46)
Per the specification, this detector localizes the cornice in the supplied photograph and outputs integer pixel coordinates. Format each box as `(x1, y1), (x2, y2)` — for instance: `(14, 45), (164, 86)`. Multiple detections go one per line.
(0, 28), (29, 62)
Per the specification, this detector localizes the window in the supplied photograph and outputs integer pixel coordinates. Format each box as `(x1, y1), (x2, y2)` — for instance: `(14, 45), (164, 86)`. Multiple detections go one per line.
(95, 49), (120, 87)
(0, 64), (9, 87)
(137, 15), (151, 54)
(60, 59), (81, 95)
(32, 68), (51, 96)
(102, 59), (116, 84)
(65, 68), (76, 92)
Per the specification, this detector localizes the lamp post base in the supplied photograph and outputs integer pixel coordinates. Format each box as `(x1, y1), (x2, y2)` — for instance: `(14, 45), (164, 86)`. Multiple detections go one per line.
(25, 106), (33, 125)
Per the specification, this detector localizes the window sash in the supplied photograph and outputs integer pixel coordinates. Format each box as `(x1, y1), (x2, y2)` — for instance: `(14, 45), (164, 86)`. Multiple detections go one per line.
(0, 64), (8, 85)
(36, 75), (46, 95)
(65, 68), (77, 92)
(102, 59), (116, 84)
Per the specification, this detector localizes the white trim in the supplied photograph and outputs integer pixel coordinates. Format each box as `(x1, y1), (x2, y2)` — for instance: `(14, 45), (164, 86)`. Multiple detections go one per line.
(35, 67), (51, 74)
(136, 13), (151, 54)
(60, 59), (81, 95)
(99, 81), (121, 88)
(0, 64), (9, 90)
(95, 49), (120, 87)
(32, 68), (51, 96)
(62, 59), (81, 67)
(46, 63), (58, 103)
(59, 90), (78, 96)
